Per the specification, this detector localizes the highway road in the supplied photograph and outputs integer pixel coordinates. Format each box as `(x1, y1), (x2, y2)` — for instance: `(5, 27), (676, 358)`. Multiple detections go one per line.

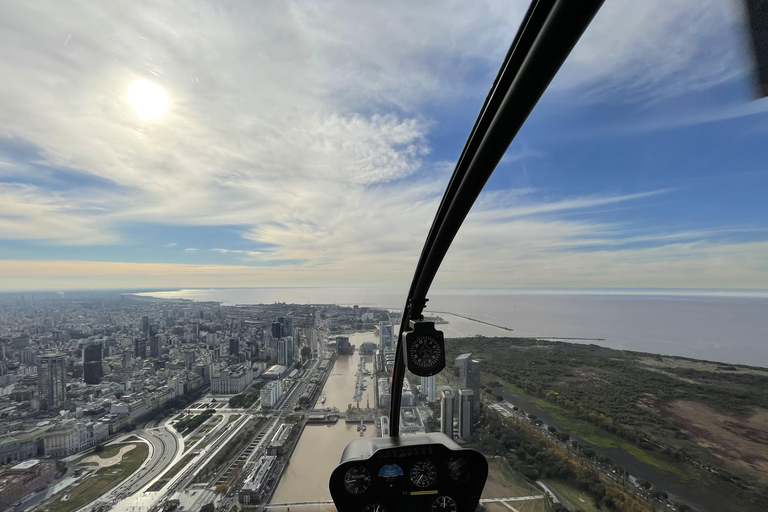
(128, 426), (181, 493)
(88, 421), (182, 511)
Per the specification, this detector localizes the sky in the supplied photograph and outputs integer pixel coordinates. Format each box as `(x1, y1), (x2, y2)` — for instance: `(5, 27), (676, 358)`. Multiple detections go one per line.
(0, 0), (767, 291)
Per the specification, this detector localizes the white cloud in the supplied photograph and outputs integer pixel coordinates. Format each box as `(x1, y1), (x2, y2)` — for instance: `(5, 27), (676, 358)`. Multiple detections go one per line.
(0, 183), (114, 244)
(551, 0), (747, 103)
(0, 0), (763, 290)
(184, 248), (198, 253)
(166, 243), (177, 247)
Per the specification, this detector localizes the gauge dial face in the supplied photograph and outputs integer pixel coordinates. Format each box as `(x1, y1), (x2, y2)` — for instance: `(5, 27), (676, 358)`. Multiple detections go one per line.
(343, 466), (371, 495)
(431, 496), (457, 512)
(410, 460), (437, 488)
(446, 456), (469, 483)
(407, 335), (443, 370)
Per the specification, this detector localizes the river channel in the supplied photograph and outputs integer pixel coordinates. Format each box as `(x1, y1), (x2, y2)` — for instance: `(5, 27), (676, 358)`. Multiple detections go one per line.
(270, 331), (378, 509)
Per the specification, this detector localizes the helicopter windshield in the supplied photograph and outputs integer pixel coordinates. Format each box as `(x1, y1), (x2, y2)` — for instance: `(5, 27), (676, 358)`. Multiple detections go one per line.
(0, 2), (767, 512)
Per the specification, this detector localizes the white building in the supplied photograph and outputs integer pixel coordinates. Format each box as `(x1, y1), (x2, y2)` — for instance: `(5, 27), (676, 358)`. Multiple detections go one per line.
(76, 421), (109, 451)
(210, 364), (254, 394)
(43, 424), (79, 458)
(260, 380), (283, 408)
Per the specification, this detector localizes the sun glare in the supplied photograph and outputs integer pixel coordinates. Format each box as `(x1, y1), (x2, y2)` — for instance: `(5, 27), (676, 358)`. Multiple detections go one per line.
(128, 79), (168, 120)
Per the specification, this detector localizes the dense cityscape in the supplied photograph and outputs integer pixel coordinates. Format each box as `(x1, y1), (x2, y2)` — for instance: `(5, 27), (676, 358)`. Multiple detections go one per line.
(0, 292), (484, 512)
(2, 291), (764, 512)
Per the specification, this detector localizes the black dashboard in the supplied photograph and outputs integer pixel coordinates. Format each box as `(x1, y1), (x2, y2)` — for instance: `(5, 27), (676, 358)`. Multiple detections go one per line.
(329, 433), (488, 512)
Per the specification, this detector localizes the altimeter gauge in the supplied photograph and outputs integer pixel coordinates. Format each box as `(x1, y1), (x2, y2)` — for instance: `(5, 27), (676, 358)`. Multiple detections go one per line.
(403, 320), (445, 376)
(410, 460), (437, 488)
(343, 466), (371, 495)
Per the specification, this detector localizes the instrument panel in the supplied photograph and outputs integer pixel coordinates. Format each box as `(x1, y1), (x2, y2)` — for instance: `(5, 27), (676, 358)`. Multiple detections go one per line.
(329, 433), (487, 512)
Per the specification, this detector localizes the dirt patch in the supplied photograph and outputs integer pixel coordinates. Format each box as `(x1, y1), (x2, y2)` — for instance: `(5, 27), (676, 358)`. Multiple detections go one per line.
(636, 393), (661, 415)
(661, 400), (768, 480)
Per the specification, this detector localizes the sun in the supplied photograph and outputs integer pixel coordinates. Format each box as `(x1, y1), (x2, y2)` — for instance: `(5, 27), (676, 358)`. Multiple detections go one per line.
(128, 79), (168, 120)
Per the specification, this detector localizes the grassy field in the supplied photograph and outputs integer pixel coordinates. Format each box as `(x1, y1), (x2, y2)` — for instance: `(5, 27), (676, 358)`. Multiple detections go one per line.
(195, 420), (231, 451)
(498, 380), (688, 477)
(184, 415), (224, 452)
(545, 480), (602, 512)
(53, 442), (148, 512)
(449, 336), (768, 512)
(482, 458), (548, 512)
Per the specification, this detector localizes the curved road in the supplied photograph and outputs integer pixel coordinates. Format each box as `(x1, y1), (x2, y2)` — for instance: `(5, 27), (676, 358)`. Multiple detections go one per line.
(90, 423), (182, 510)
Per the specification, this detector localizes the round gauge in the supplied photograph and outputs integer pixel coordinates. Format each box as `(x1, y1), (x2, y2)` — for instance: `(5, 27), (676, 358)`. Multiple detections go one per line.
(343, 466), (371, 495)
(410, 460), (437, 488)
(431, 496), (457, 512)
(407, 335), (443, 370)
(446, 456), (470, 483)
(361, 505), (388, 512)
(377, 463), (404, 489)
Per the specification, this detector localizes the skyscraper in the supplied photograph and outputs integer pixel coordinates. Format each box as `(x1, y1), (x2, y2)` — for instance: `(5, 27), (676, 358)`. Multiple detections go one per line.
(421, 375), (436, 403)
(278, 316), (294, 338)
(378, 322), (394, 353)
(83, 343), (103, 385)
(149, 335), (161, 358)
(134, 337), (147, 359)
(440, 390), (454, 439)
(286, 337), (295, 366)
(455, 353), (480, 418)
(458, 389), (474, 439)
(141, 316), (149, 334)
(229, 338), (239, 356)
(278, 338), (287, 366)
(271, 321), (284, 340)
(38, 354), (66, 410)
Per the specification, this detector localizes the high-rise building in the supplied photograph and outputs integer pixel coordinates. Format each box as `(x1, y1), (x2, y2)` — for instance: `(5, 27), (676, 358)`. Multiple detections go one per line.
(440, 390), (454, 439)
(141, 316), (149, 334)
(149, 335), (161, 358)
(378, 322), (394, 353)
(260, 380), (283, 408)
(271, 322), (284, 340)
(38, 354), (66, 410)
(184, 351), (196, 370)
(421, 375), (436, 403)
(455, 353), (480, 418)
(149, 324), (158, 337)
(134, 338), (147, 359)
(278, 316), (294, 338)
(286, 337), (295, 366)
(229, 338), (239, 356)
(458, 389), (474, 439)
(278, 339), (287, 366)
(83, 343), (103, 385)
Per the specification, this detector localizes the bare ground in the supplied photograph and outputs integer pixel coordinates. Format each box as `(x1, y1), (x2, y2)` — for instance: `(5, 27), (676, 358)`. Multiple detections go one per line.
(661, 400), (768, 480)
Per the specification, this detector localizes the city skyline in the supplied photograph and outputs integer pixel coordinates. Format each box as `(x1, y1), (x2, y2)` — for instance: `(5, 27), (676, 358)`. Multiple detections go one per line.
(1, 1), (767, 291)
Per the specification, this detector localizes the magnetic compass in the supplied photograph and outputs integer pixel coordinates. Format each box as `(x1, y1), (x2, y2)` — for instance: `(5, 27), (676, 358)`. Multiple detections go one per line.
(403, 320), (445, 377)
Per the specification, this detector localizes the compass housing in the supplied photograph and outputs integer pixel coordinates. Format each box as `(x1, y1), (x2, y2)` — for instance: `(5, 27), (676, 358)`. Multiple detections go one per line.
(403, 320), (446, 377)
